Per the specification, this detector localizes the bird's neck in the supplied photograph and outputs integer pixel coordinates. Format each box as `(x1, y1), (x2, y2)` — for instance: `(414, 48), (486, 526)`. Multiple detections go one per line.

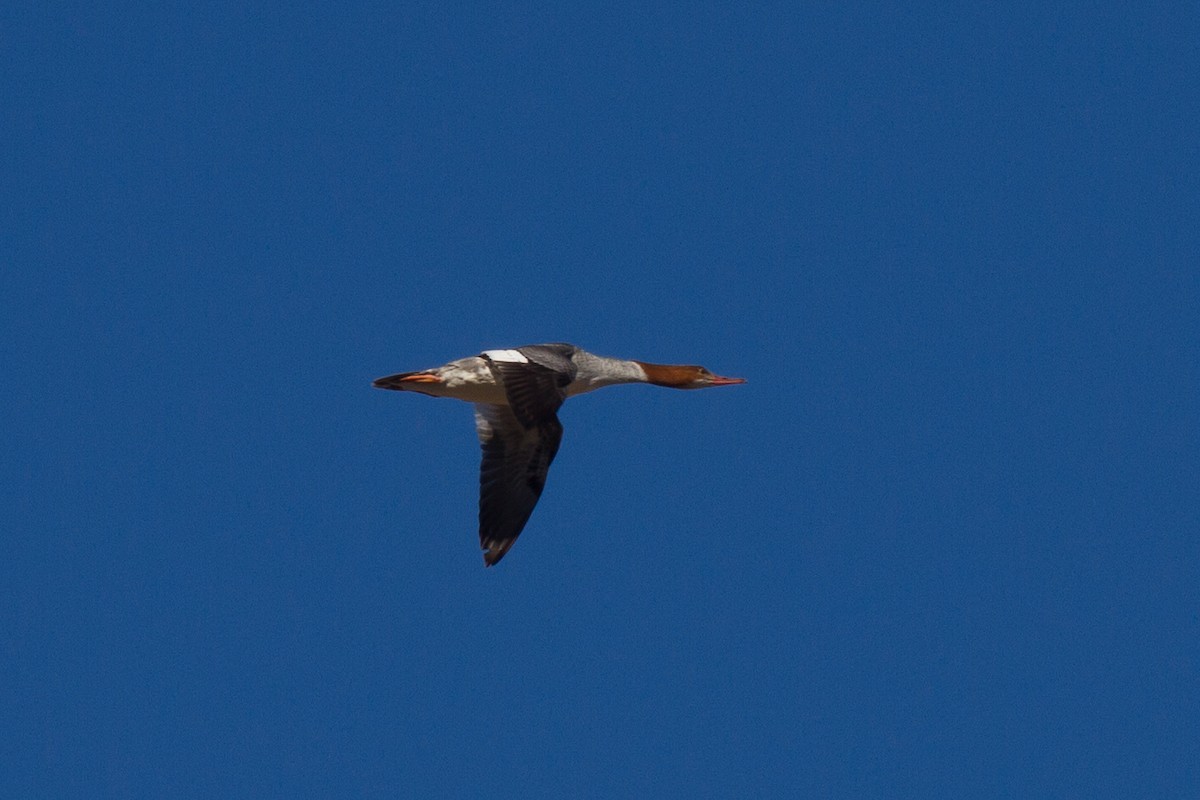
(565, 352), (650, 396)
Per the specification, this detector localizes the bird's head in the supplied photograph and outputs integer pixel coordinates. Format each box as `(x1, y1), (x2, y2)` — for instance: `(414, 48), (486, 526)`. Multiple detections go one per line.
(635, 362), (747, 390)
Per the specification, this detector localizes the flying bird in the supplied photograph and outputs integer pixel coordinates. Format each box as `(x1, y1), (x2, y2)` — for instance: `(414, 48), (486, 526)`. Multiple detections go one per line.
(373, 343), (746, 566)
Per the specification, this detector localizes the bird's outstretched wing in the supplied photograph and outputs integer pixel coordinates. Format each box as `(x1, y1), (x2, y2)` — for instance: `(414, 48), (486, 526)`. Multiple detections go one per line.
(473, 403), (564, 566)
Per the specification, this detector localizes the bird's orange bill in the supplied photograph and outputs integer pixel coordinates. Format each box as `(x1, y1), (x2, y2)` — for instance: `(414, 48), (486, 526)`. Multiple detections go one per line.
(708, 375), (747, 386)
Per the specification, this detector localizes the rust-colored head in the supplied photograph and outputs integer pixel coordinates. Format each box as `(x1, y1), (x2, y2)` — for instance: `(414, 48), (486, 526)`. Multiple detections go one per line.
(634, 362), (747, 390)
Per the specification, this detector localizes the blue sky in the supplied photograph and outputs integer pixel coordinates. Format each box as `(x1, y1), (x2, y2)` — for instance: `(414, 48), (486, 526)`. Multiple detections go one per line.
(3, 3), (1197, 797)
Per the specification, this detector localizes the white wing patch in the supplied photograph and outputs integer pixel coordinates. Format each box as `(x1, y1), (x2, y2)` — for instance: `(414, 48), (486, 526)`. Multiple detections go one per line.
(483, 349), (529, 364)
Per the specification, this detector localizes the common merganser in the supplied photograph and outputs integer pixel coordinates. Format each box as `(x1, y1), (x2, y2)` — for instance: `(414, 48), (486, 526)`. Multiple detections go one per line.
(373, 343), (745, 566)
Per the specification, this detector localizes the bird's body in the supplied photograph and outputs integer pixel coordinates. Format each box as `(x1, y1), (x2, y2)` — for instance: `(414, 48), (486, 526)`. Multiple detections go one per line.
(373, 343), (745, 566)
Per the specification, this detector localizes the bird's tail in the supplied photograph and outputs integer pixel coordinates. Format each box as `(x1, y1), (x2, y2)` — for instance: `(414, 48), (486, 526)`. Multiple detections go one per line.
(372, 371), (441, 390)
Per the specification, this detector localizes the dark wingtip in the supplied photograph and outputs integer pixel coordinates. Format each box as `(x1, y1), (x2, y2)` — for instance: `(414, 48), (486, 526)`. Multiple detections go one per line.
(482, 538), (513, 566)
